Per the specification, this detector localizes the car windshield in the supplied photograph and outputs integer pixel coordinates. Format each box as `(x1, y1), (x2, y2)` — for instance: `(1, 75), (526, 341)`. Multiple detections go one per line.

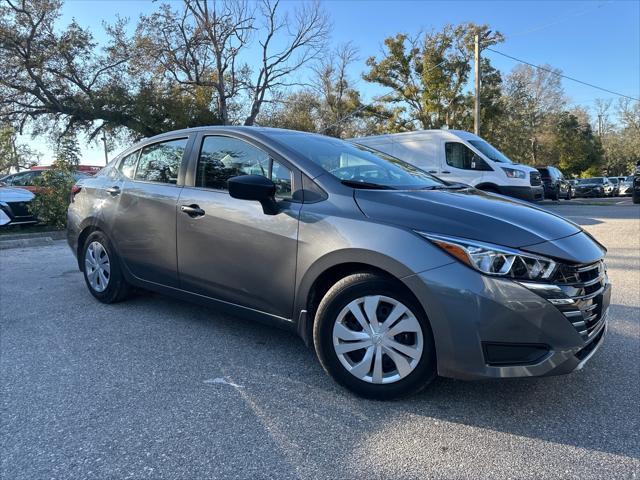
(609, 178), (619, 184)
(626, 176), (634, 181)
(580, 178), (603, 184)
(468, 140), (514, 164)
(270, 132), (447, 190)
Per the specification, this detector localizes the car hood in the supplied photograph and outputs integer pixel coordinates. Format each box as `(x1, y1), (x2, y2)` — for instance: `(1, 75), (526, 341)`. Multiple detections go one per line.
(0, 186), (35, 202)
(354, 187), (581, 249)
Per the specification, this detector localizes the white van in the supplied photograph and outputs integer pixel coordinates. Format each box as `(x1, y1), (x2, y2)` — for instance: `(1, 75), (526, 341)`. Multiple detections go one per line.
(351, 130), (544, 201)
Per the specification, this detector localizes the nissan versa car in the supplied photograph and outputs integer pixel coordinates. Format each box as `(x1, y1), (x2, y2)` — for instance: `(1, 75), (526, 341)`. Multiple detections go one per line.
(67, 127), (611, 399)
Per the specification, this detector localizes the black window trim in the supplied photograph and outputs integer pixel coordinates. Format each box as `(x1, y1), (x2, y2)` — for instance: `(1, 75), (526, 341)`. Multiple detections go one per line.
(116, 148), (141, 180)
(185, 132), (302, 202)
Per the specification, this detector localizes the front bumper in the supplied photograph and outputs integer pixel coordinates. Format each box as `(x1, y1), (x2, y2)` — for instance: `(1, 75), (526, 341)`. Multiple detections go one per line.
(497, 185), (544, 202)
(576, 188), (605, 197)
(403, 261), (610, 380)
(0, 201), (37, 226)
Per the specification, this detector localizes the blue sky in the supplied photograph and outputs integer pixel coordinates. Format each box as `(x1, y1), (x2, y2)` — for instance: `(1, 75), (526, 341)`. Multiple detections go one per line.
(26, 0), (640, 164)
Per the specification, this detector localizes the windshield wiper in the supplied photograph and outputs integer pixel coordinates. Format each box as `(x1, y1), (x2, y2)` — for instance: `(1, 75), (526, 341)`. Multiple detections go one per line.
(340, 179), (395, 190)
(421, 184), (467, 190)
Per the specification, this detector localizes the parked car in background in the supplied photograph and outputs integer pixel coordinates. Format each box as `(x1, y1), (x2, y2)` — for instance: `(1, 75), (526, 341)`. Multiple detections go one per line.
(0, 169), (90, 194)
(31, 164), (102, 175)
(633, 161), (640, 204)
(68, 126), (610, 399)
(350, 130), (544, 202)
(0, 186), (37, 226)
(619, 176), (634, 196)
(574, 177), (615, 197)
(536, 166), (572, 200)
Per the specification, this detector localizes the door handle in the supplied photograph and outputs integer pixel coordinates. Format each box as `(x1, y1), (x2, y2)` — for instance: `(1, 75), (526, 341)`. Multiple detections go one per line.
(428, 170), (438, 174)
(441, 171), (451, 174)
(106, 186), (121, 196)
(180, 204), (205, 217)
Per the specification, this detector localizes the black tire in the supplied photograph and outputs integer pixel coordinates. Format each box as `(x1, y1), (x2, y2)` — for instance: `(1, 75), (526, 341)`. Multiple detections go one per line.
(565, 187), (572, 200)
(81, 231), (131, 303)
(551, 187), (560, 201)
(313, 273), (436, 400)
(633, 191), (640, 204)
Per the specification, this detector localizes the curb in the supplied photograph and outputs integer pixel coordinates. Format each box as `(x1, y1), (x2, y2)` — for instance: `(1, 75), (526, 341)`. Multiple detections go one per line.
(0, 231), (66, 250)
(0, 237), (57, 250)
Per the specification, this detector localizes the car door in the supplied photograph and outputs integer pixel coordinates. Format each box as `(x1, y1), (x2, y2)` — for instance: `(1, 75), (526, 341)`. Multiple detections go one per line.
(441, 141), (488, 185)
(110, 136), (192, 288)
(176, 133), (301, 319)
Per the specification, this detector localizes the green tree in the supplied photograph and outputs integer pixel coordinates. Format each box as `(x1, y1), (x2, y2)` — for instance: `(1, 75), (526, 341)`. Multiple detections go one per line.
(0, 125), (39, 174)
(29, 135), (81, 228)
(552, 112), (604, 177)
(0, 0), (220, 141)
(362, 24), (503, 132)
(498, 64), (566, 165)
(461, 58), (505, 141)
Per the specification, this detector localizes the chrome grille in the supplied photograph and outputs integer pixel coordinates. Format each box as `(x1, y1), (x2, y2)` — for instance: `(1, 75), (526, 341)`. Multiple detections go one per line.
(530, 172), (542, 186)
(553, 261), (608, 340)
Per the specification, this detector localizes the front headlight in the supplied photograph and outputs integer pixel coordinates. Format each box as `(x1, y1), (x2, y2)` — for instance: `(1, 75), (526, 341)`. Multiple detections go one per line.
(501, 167), (526, 179)
(419, 233), (557, 280)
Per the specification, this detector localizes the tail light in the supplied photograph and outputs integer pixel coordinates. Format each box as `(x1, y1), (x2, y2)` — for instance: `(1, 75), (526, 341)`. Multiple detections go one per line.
(70, 184), (82, 203)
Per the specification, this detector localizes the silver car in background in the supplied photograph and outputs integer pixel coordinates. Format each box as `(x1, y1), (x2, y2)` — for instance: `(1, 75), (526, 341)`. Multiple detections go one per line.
(0, 186), (37, 226)
(67, 127), (611, 399)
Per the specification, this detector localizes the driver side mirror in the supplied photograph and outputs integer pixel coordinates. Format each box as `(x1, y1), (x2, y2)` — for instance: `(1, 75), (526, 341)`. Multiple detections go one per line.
(228, 174), (279, 215)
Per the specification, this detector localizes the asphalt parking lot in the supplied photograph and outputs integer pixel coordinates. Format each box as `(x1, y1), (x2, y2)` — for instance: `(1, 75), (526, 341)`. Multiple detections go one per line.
(1, 201), (639, 479)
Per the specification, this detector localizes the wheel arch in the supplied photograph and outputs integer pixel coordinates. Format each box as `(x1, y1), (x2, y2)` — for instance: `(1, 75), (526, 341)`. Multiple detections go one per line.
(75, 217), (112, 271)
(294, 251), (431, 347)
(475, 182), (501, 193)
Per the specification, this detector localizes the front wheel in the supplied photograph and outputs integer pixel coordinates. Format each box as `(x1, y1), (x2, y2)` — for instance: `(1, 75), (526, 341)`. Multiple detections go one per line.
(82, 231), (131, 303)
(313, 273), (436, 399)
(566, 187), (572, 200)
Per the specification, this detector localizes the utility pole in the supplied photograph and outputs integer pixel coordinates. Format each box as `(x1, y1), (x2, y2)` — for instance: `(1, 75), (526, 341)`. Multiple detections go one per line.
(101, 130), (108, 165)
(474, 34), (481, 136)
(597, 113), (603, 137)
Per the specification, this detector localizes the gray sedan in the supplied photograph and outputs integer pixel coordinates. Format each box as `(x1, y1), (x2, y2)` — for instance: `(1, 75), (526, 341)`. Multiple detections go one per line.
(67, 127), (610, 399)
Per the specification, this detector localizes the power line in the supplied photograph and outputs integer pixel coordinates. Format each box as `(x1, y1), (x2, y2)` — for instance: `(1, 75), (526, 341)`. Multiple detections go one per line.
(507, 1), (611, 38)
(485, 47), (639, 102)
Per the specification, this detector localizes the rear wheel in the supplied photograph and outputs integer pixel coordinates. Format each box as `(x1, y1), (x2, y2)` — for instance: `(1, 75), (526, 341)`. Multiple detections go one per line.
(82, 231), (131, 303)
(313, 273), (436, 399)
(565, 187), (572, 200)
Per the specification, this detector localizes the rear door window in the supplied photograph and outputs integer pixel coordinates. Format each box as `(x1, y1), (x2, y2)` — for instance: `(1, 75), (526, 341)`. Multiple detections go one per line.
(135, 139), (188, 184)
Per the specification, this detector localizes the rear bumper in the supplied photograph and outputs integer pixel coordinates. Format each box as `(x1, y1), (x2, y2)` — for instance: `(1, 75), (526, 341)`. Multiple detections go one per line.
(498, 185), (544, 202)
(403, 262), (610, 380)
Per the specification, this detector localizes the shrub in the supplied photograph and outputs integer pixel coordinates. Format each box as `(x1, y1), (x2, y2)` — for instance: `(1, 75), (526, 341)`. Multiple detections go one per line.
(29, 135), (80, 229)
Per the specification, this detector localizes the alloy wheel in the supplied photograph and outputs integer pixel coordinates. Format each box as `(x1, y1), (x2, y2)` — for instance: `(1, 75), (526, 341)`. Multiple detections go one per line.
(332, 295), (424, 384)
(85, 241), (111, 292)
